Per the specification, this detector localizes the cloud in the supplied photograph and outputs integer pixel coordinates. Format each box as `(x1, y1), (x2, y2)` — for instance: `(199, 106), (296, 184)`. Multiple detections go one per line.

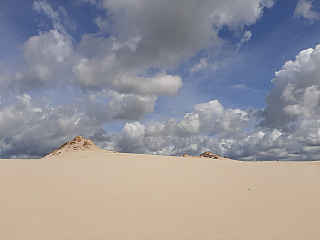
(10, 0), (274, 112)
(231, 84), (248, 89)
(71, 57), (182, 96)
(0, 94), (101, 158)
(237, 30), (252, 52)
(33, 1), (60, 22)
(93, 43), (320, 161)
(240, 30), (253, 44)
(80, 0), (274, 69)
(69, 0), (274, 105)
(13, 48), (320, 160)
(2, 0), (289, 159)
(0, 91), (157, 158)
(108, 93), (157, 120)
(190, 58), (208, 73)
(0, 73), (12, 101)
(23, 29), (72, 64)
(100, 116), (320, 161)
(14, 2), (77, 92)
(260, 44), (320, 129)
(17, 29), (74, 91)
(117, 122), (147, 153)
(15, 1), (186, 119)
(33, 0), (76, 32)
(294, 0), (319, 23)
(98, 99), (255, 156)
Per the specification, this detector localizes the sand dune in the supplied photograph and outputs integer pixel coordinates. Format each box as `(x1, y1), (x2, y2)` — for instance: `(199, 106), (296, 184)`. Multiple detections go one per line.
(44, 136), (111, 157)
(1, 141), (320, 239)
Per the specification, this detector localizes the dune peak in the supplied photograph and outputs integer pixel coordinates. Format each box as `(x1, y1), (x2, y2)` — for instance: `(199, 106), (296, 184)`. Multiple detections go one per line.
(44, 136), (104, 157)
(199, 151), (220, 159)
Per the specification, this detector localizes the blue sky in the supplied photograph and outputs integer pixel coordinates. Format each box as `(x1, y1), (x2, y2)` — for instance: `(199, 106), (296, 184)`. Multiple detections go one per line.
(1, 0), (320, 160)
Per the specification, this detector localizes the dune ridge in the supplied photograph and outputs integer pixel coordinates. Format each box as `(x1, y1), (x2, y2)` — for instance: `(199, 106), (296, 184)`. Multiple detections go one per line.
(180, 151), (227, 159)
(46, 136), (226, 160)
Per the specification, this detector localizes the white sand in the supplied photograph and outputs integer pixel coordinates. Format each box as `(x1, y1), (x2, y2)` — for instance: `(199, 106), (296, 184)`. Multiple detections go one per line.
(1, 152), (320, 239)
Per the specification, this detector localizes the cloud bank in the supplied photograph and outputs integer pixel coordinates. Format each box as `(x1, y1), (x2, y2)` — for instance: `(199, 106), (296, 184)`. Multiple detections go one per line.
(3, 0), (320, 161)
(97, 44), (320, 161)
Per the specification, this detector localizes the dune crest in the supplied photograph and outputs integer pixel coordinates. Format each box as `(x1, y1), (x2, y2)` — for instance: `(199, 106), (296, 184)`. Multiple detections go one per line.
(199, 151), (221, 159)
(44, 136), (105, 157)
(180, 151), (226, 159)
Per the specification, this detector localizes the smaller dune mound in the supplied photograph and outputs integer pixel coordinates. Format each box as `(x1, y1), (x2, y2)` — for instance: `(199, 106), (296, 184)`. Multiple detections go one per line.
(180, 152), (224, 159)
(199, 151), (220, 159)
(44, 136), (105, 157)
(180, 153), (190, 157)
(179, 153), (197, 158)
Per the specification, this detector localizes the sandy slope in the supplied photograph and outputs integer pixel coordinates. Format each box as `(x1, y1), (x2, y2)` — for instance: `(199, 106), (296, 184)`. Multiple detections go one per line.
(1, 152), (320, 240)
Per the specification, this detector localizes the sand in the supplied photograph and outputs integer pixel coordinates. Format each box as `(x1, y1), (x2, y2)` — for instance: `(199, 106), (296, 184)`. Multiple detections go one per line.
(1, 151), (320, 239)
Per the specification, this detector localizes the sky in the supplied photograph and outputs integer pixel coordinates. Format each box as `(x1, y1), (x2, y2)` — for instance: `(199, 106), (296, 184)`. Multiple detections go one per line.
(1, 0), (320, 160)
